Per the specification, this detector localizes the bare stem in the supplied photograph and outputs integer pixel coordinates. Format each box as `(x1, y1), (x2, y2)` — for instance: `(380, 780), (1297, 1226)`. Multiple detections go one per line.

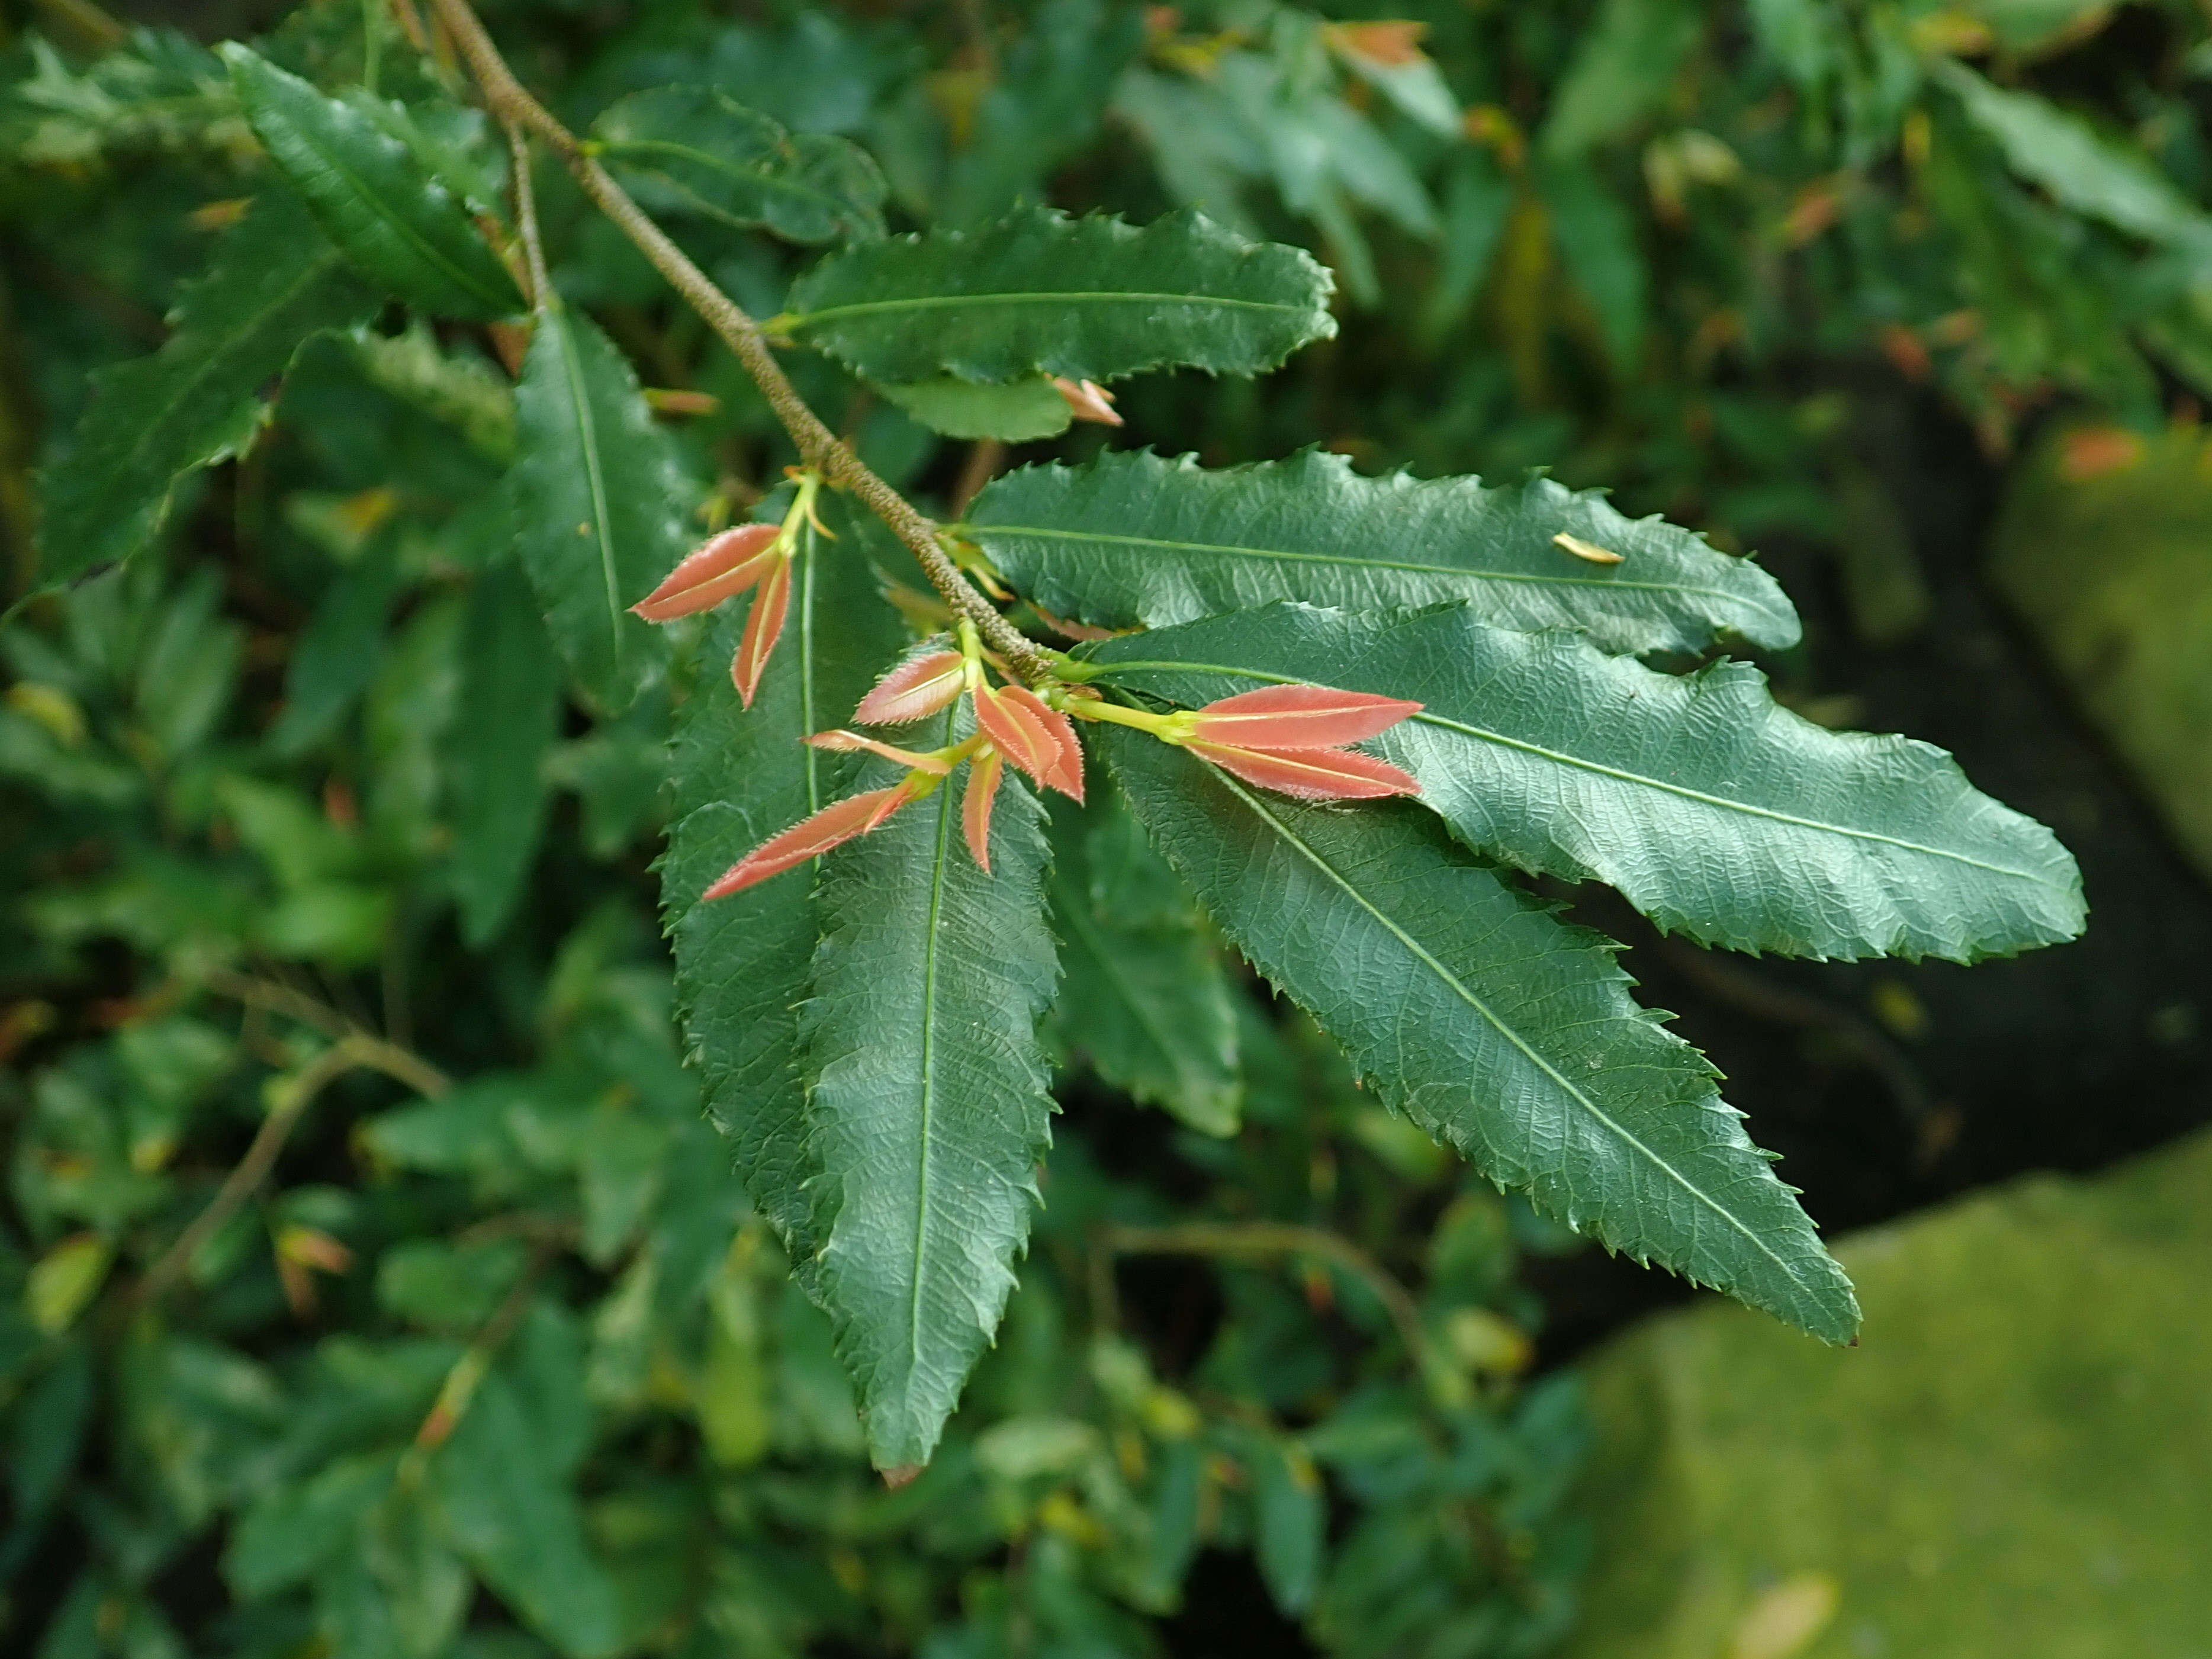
(506, 122), (552, 309)
(422, 0), (1054, 682)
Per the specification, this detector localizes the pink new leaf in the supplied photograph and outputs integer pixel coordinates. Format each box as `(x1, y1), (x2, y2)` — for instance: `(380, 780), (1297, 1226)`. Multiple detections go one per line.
(1190, 683), (1423, 749)
(963, 748), (1005, 873)
(999, 684), (1084, 802)
(731, 554), (793, 708)
(853, 649), (966, 724)
(701, 784), (914, 899)
(631, 523), (780, 622)
(1187, 740), (1420, 800)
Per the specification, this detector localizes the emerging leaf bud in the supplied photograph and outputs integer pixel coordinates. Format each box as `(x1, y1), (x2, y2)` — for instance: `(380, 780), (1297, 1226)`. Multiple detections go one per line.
(731, 554), (795, 708)
(1049, 376), (1123, 426)
(1187, 740), (1420, 800)
(1188, 684), (1422, 749)
(975, 683), (1084, 801)
(632, 522), (782, 621)
(854, 648), (967, 725)
(805, 730), (953, 774)
(963, 748), (1005, 873)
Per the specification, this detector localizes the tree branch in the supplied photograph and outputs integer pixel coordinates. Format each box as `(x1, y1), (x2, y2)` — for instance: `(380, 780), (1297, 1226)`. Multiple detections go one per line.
(422, 0), (1055, 682)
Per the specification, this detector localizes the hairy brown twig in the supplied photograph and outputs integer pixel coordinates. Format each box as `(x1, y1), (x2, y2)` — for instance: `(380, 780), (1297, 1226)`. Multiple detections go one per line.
(423, 0), (1055, 682)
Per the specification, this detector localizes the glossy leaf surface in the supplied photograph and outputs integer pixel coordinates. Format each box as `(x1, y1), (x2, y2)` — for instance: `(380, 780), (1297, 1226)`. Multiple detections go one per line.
(969, 449), (1798, 655)
(1088, 605), (2086, 962)
(592, 85), (886, 244)
(1103, 726), (1859, 1343)
(37, 189), (377, 590)
(1048, 793), (1240, 1136)
(801, 741), (1059, 1469)
(663, 504), (904, 1259)
(221, 46), (522, 319)
(783, 207), (1336, 387)
(512, 308), (691, 713)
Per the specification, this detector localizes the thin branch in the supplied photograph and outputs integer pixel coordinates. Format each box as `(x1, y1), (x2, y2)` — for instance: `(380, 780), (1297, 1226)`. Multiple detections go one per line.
(139, 1038), (363, 1301)
(201, 967), (451, 1098)
(505, 121), (552, 310)
(422, 0), (1055, 682)
(1098, 1220), (1452, 1401)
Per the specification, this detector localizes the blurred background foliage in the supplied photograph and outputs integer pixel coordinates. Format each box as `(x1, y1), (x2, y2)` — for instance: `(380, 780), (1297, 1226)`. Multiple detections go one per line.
(1, 0), (2209, 1654)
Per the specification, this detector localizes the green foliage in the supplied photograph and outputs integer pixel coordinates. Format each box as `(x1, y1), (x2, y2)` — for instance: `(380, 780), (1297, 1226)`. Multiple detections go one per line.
(782, 206), (1337, 387)
(1102, 729), (1859, 1343)
(35, 189), (378, 590)
(970, 449), (1799, 654)
(511, 308), (691, 715)
(221, 46), (522, 319)
(593, 86), (888, 245)
(1086, 604), (2084, 962)
(5, 0), (2151, 1651)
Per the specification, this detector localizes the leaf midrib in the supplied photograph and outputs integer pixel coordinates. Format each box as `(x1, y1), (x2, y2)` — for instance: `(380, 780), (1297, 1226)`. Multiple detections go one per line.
(549, 314), (628, 678)
(1101, 656), (2060, 888)
(1213, 771), (1820, 1295)
(906, 775), (956, 1382)
(273, 89), (507, 310)
(971, 523), (1774, 613)
(602, 135), (856, 220)
(790, 291), (1313, 328)
(97, 250), (345, 507)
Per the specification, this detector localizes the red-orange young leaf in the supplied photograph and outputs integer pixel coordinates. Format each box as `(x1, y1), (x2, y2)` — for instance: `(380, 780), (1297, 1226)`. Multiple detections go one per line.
(963, 748), (1004, 872)
(731, 554), (793, 708)
(803, 729), (953, 773)
(999, 684), (1084, 802)
(702, 784), (912, 899)
(1189, 683), (1422, 749)
(1187, 740), (1420, 800)
(973, 683), (1060, 795)
(631, 522), (780, 622)
(854, 648), (966, 724)
(1049, 375), (1123, 427)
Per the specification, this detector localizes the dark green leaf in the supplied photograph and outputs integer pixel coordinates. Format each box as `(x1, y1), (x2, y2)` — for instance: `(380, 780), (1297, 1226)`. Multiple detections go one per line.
(511, 308), (692, 714)
(1936, 61), (2212, 250)
(801, 741), (1059, 1469)
(1539, 159), (1648, 372)
(1252, 1441), (1326, 1616)
(662, 502), (904, 1259)
(592, 85), (886, 243)
(1541, 0), (1703, 158)
(968, 449), (1799, 655)
(433, 1365), (622, 1657)
(876, 377), (1073, 442)
(269, 539), (402, 755)
(221, 44), (523, 319)
(35, 189), (378, 590)
(782, 206), (1336, 386)
(1101, 727), (1859, 1342)
(449, 561), (562, 946)
(1048, 793), (1239, 1134)
(1088, 604), (2085, 962)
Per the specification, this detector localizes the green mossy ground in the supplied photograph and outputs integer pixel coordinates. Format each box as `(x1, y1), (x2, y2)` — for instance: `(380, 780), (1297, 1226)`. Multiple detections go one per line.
(1564, 1128), (2212, 1659)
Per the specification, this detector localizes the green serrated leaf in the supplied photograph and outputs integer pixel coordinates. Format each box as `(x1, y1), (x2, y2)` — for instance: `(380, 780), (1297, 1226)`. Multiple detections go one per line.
(968, 449), (1798, 655)
(35, 188), (378, 591)
(1048, 792), (1240, 1134)
(875, 377), (1073, 442)
(449, 560), (562, 946)
(801, 741), (1059, 1470)
(1936, 61), (2212, 250)
(512, 308), (692, 715)
(783, 206), (1336, 387)
(592, 85), (886, 244)
(1101, 726), (1859, 1343)
(1088, 604), (2085, 962)
(221, 44), (522, 319)
(662, 503), (904, 1261)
